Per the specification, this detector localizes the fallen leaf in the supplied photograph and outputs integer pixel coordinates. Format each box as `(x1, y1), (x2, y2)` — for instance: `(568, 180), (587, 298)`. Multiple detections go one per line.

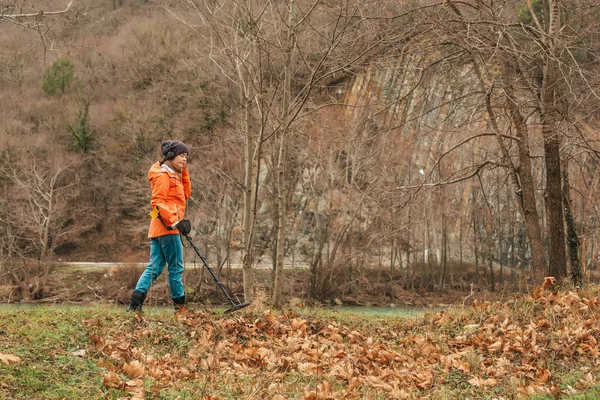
(468, 376), (497, 387)
(72, 349), (86, 357)
(542, 277), (557, 289)
(103, 371), (124, 388)
(123, 360), (145, 379)
(0, 353), (21, 365)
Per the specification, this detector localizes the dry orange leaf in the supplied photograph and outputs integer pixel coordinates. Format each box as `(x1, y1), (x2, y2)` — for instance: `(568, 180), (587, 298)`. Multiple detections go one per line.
(542, 277), (557, 289)
(123, 360), (145, 379)
(534, 368), (552, 385)
(102, 371), (124, 388)
(0, 353), (21, 365)
(83, 290), (600, 399)
(291, 318), (306, 331)
(468, 376), (498, 387)
(488, 340), (502, 353)
(304, 391), (318, 400)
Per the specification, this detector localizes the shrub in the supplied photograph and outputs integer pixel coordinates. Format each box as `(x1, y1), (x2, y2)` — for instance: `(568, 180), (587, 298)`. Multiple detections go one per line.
(41, 58), (75, 96)
(68, 101), (93, 153)
(516, 0), (543, 24)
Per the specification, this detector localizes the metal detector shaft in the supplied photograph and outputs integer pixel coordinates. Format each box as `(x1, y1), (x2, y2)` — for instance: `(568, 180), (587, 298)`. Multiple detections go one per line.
(184, 234), (247, 311)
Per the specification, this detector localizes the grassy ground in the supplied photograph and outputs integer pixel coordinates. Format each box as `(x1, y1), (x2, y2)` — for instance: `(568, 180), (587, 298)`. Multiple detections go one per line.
(0, 306), (105, 399)
(2, 286), (600, 399)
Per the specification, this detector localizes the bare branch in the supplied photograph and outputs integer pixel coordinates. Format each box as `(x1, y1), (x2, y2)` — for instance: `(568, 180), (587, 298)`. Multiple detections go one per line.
(1, 0), (73, 19)
(391, 161), (492, 191)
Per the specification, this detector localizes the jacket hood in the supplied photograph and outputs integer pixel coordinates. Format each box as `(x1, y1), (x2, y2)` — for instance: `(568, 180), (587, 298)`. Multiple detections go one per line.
(148, 161), (166, 181)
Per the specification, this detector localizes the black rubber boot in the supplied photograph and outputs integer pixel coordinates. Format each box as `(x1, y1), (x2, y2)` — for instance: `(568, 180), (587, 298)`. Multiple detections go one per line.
(127, 290), (147, 313)
(173, 295), (186, 312)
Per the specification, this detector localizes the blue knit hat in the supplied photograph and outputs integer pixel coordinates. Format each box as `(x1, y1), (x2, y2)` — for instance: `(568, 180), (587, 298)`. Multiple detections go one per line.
(161, 140), (189, 160)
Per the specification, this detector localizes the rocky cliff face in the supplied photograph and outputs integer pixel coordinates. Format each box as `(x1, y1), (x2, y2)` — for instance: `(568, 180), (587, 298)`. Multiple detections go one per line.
(284, 55), (489, 268)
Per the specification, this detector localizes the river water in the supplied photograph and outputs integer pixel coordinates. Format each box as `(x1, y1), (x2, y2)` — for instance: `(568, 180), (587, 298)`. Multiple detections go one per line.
(329, 305), (443, 317)
(0, 303), (444, 318)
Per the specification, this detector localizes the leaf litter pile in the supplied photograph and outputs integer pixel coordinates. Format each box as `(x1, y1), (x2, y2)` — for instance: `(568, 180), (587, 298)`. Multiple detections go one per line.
(87, 287), (600, 399)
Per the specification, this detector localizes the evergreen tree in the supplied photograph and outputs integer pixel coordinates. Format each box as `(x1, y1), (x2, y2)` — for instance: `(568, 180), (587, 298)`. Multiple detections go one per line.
(41, 59), (75, 97)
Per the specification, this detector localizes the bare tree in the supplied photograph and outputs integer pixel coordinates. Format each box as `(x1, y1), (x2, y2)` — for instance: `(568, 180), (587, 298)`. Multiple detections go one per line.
(0, 151), (88, 269)
(172, 0), (395, 306)
(1, 0), (75, 64)
(1, 1), (73, 21)
(388, 0), (600, 284)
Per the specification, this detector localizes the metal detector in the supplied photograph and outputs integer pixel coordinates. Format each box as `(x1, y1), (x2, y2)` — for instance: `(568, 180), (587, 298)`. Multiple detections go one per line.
(184, 234), (251, 314)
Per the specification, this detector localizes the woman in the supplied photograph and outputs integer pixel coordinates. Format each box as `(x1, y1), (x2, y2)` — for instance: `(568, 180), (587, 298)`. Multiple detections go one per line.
(127, 140), (192, 313)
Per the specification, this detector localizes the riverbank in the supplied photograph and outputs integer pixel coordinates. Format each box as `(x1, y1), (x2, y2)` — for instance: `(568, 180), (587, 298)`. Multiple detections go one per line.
(2, 286), (600, 399)
(1, 261), (512, 308)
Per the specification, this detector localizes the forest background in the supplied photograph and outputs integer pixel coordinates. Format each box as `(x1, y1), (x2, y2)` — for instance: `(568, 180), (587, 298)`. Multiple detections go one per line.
(1, 0), (599, 308)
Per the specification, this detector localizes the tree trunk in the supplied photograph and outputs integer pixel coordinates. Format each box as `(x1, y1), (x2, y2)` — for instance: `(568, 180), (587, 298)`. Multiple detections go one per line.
(309, 233), (327, 299)
(241, 94), (257, 302)
(439, 214), (447, 290)
(272, 0), (295, 307)
(542, 0), (568, 280)
(496, 168), (504, 285)
(472, 53), (548, 283)
(406, 210), (413, 289)
(541, 78), (567, 279)
(238, 0), (265, 303)
(487, 221), (495, 292)
(472, 189), (480, 278)
(543, 135), (567, 279)
(562, 160), (582, 286)
(502, 70), (547, 282)
(272, 137), (288, 306)
(459, 218), (463, 272)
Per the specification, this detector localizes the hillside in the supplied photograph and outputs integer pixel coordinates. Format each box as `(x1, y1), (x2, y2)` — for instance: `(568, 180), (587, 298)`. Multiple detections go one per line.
(1, 0), (600, 304)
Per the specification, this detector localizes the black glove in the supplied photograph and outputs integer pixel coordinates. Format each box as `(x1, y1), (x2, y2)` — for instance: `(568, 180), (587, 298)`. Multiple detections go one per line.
(173, 220), (191, 236)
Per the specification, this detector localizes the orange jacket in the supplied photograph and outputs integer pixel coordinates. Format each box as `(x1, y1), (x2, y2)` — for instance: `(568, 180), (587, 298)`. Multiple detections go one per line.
(147, 162), (192, 238)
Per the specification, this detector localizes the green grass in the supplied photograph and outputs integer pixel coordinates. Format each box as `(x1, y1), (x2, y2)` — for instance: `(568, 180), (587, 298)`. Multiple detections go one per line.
(0, 306), (104, 399)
